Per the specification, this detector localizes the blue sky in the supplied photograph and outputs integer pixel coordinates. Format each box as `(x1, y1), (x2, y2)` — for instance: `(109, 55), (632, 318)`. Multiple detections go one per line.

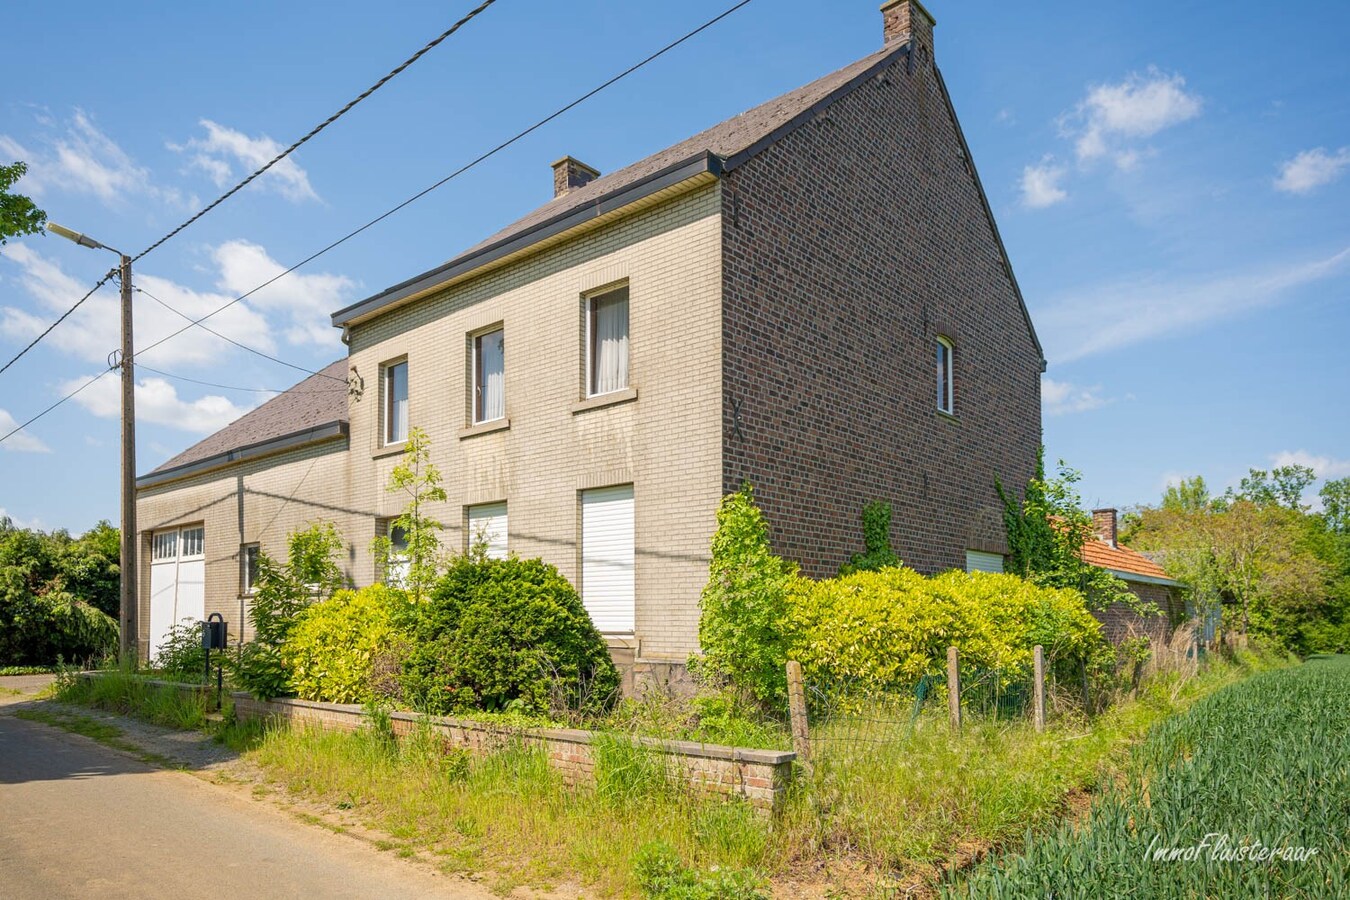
(1, 0), (1347, 532)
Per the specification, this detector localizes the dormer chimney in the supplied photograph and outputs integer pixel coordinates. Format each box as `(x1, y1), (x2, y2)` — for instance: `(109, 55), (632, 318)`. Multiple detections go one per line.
(551, 156), (600, 198)
(881, 0), (935, 59)
(1093, 508), (1118, 548)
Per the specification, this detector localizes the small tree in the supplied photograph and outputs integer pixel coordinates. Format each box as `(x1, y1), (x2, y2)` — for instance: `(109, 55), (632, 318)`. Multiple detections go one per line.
(695, 483), (797, 708)
(372, 427), (446, 602)
(839, 501), (902, 575)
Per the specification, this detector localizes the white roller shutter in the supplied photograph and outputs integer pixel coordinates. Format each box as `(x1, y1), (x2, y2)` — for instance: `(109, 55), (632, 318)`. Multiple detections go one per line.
(966, 550), (1005, 574)
(581, 485), (635, 633)
(467, 502), (509, 560)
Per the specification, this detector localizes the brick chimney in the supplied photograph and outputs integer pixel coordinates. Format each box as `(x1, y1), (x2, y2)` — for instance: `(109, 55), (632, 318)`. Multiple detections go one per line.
(1092, 508), (1118, 548)
(881, 0), (935, 58)
(551, 156), (599, 198)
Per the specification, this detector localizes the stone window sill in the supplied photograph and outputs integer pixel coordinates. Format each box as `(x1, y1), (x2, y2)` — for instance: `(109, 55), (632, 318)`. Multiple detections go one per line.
(571, 387), (638, 414)
(937, 410), (958, 423)
(372, 441), (408, 459)
(459, 418), (510, 440)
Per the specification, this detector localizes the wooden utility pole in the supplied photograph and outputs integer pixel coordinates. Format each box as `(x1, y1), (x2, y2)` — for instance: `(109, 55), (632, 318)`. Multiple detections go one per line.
(118, 253), (138, 664)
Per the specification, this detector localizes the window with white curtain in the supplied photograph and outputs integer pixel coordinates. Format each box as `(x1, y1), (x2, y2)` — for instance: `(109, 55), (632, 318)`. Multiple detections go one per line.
(936, 336), (954, 414)
(384, 360), (408, 444)
(587, 287), (629, 397)
(474, 328), (505, 423)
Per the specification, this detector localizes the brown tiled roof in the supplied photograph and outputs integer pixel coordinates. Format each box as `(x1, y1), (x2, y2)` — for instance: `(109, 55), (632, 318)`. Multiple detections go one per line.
(148, 359), (348, 475)
(331, 43), (910, 326)
(1081, 539), (1176, 583)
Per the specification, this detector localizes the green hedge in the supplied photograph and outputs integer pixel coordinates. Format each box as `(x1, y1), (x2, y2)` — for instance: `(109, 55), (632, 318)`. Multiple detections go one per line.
(400, 556), (619, 716)
(284, 584), (407, 704)
(788, 568), (1109, 690)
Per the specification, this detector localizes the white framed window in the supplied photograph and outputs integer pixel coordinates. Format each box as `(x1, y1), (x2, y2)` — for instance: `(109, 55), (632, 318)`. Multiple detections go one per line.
(936, 336), (954, 414)
(180, 526), (205, 559)
(467, 502), (508, 560)
(241, 543), (260, 594)
(383, 521), (410, 586)
(384, 360), (409, 445)
(473, 328), (505, 423)
(152, 531), (178, 561)
(587, 286), (629, 397)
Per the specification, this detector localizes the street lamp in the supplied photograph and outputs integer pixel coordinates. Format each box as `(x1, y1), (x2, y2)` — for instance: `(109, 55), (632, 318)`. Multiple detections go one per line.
(49, 222), (138, 665)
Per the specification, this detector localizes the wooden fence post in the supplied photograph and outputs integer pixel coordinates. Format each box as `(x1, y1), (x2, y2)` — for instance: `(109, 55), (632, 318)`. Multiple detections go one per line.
(786, 660), (812, 775)
(1033, 645), (1046, 733)
(947, 646), (961, 732)
(1079, 656), (1091, 714)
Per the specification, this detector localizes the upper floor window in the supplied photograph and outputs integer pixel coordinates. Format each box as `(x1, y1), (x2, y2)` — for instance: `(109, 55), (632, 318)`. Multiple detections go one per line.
(384, 360), (408, 444)
(587, 286), (629, 397)
(473, 328), (505, 423)
(936, 336), (954, 415)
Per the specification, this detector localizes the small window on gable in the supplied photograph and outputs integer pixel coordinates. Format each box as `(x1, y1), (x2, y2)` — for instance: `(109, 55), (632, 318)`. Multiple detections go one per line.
(241, 543), (260, 594)
(587, 286), (629, 397)
(384, 360), (409, 445)
(473, 328), (505, 423)
(936, 336), (954, 415)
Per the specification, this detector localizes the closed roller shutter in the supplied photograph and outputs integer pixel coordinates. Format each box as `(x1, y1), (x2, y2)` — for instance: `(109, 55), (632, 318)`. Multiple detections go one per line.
(467, 502), (508, 560)
(581, 485), (634, 633)
(966, 550), (1005, 574)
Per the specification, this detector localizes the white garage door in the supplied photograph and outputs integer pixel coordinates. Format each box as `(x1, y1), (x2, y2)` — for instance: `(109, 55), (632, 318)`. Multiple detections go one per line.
(148, 526), (206, 661)
(581, 485), (634, 634)
(965, 550), (1005, 574)
(467, 502), (508, 560)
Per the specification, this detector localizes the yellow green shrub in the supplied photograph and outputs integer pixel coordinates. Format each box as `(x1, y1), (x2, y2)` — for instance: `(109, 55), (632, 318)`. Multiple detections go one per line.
(284, 584), (408, 704)
(787, 567), (1107, 690)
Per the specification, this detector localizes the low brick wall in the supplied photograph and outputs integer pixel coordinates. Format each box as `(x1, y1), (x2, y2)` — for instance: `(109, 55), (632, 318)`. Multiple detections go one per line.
(231, 693), (794, 813)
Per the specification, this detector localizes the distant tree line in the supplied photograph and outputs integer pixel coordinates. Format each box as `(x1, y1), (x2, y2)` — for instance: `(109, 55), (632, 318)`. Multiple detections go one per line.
(1123, 466), (1350, 655)
(0, 517), (119, 665)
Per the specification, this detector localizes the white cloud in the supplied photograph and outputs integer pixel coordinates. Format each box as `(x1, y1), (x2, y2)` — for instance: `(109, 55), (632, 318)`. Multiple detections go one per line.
(1270, 450), (1350, 480)
(1042, 377), (1110, 416)
(211, 240), (353, 345)
(171, 120), (319, 203)
(1038, 245), (1350, 363)
(59, 373), (255, 434)
(0, 408), (51, 453)
(1274, 147), (1350, 195)
(0, 507), (43, 529)
(1021, 158), (1068, 209)
(0, 109), (191, 209)
(1063, 68), (1201, 168)
(0, 244), (275, 369)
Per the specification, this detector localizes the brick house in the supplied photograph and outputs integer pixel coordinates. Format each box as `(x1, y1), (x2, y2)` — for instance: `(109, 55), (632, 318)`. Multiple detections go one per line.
(135, 1), (1045, 686)
(1085, 508), (1183, 642)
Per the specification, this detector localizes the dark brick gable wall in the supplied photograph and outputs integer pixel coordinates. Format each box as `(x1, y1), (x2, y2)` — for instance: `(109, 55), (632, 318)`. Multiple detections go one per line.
(720, 51), (1043, 578)
(1094, 583), (1179, 644)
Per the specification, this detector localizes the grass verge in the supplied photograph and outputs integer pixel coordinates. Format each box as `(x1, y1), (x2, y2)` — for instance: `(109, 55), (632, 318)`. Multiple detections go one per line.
(13, 707), (179, 768)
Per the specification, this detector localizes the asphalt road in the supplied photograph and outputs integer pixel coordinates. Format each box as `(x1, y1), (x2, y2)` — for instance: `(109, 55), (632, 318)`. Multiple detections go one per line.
(0, 711), (489, 899)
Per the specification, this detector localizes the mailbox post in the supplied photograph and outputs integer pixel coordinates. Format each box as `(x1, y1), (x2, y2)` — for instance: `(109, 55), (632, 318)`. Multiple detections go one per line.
(202, 613), (228, 710)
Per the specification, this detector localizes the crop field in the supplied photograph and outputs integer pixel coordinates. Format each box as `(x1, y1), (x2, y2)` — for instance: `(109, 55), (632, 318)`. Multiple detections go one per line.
(945, 655), (1350, 898)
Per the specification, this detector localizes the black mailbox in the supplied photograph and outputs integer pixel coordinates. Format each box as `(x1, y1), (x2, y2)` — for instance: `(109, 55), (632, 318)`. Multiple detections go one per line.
(202, 612), (228, 651)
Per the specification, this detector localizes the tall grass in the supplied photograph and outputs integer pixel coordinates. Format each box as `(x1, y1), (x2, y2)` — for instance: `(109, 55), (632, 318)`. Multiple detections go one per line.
(252, 720), (767, 897)
(53, 667), (209, 731)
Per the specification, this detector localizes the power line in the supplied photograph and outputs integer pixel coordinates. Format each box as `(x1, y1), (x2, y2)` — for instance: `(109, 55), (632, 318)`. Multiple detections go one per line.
(0, 0), (755, 448)
(133, 0), (499, 263)
(0, 1), (498, 382)
(0, 272), (113, 376)
(132, 283), (345, 383)
(130, 0), (756, 367)
(135, 363), (345, 395)
(0, 366), (114, 447)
